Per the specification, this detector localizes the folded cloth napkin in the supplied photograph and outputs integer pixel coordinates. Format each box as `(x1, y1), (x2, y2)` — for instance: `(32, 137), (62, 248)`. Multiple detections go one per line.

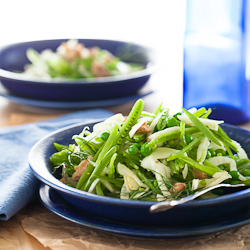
(0, 109), (113, 220)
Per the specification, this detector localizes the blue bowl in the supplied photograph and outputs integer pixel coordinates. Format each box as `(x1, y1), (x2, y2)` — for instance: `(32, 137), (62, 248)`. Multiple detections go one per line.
(0, 39), (159, 101)
(29, 120), (250, 227)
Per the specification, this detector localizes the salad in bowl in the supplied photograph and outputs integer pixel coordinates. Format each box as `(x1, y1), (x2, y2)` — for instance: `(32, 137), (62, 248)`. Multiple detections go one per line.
(23, 39), (145, 79)
(50, 99), (250, 202)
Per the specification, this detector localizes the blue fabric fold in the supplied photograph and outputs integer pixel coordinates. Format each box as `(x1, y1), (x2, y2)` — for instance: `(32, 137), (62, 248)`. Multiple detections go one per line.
(0, 109), (113, 220)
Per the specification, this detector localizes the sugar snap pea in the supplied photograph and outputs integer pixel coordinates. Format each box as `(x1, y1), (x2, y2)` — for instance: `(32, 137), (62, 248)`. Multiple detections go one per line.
(192, 107), (207, 117)
(93, 174), (123, 188)
(113, 99), (144, 148)
(96, 125), (118, 164)
(147, 127), (199, 148)
(84, 146), (118, 192)
(182, 108), (221, 146)
(108, 153), (117, 179)
(156, 109), (169, 131)
(96, 181), (104, 196)
(178, 155), (221, 176)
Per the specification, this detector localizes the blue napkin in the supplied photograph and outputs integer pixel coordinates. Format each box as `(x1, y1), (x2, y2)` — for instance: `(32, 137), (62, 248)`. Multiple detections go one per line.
(0, 109), (113, 220)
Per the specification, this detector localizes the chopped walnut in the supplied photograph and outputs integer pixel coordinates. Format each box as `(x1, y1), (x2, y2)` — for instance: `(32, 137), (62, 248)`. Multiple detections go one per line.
(170, 182), (187, 194)
(194, 169), (207, 179)
(57, 40), (85, 62)
(60, 177), (70, 185)
(91, 61), (110, 77)
(89, 46), (100, 59)
(135, 122), (151, 134)
(72, 155), (93, 181)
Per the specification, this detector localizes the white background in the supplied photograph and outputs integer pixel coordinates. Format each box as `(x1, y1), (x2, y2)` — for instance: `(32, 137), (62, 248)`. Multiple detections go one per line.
(0, 0), (186, 112)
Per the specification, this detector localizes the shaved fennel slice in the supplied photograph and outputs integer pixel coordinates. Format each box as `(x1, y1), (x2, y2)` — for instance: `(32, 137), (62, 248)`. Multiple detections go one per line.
(179, 107), (197, 118)
(120, 183), (129, 200)
(232, 140), (248, 159)
(124, 175), (139, 191)
(156, 194), (166, 202)
(103, 113), (125, 124)
(197, 137), (209, 163)
(207, 156), (246, 181)
(142, 148), (185, 178)
(177, 115), (224, 131)
(129, 117), (153, 138)
(88, 178), (100, 193)
(150, 147), (179, 160)
(208, 156), (236, 170)
(155, 169), (172, 198)
(209, 141), (225, 151)
(93, 113), (124, 130)
(123, 175), (147, 198)
(192, 179), (200, 191)
(188, 107), (198, 113)
(141, 154), (171, 179)
(141, 155), (172, 197)
(193, 171), (232, 191)
(182, 164), (189, 179)
(204, 171), (232, 188)
(86, 113), (124, 141)
(148, 126), (180, 141)
(117, 163), (148, 189)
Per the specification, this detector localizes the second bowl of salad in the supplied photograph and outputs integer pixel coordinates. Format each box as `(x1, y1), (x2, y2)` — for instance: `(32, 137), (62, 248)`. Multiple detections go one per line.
(0, 39), (159, 101)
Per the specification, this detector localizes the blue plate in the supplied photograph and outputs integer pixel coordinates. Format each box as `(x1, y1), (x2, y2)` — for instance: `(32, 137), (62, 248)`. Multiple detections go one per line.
(39, 183), (250, 239)
(0, 84), (153, 109)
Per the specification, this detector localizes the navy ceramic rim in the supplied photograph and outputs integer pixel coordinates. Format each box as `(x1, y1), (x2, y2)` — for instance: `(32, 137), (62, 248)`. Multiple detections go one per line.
(29, 120), (250, 210)
(39, 183), (250, 239)
(0, 38), (162, 84)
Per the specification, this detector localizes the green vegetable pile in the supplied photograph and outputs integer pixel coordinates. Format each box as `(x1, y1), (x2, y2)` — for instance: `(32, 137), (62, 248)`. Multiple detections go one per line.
(23, 39), (145, 79)
(50, 99), (250, 201)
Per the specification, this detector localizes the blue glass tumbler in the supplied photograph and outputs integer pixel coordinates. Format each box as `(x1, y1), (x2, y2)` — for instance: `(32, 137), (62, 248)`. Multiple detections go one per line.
(183, 0), (250, 125)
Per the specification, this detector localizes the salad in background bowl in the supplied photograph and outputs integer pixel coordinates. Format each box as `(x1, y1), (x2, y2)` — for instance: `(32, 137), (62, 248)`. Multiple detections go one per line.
(29, 99), (250, 227)
(23, 39), (145, 79)
(0, 39), (159, 101)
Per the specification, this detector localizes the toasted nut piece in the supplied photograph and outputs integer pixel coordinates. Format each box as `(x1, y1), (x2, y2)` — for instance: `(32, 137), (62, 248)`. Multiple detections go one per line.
(135, 122), (151, 134)
(91, 61), (110, 77)
(194, 169), (207, 179)
(170, 182), (187, 194)
(89, 46), (100, 59)
(60, 177), (70, 184)
(57, 41), (85, 62)
(72, 155), (93, 181)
